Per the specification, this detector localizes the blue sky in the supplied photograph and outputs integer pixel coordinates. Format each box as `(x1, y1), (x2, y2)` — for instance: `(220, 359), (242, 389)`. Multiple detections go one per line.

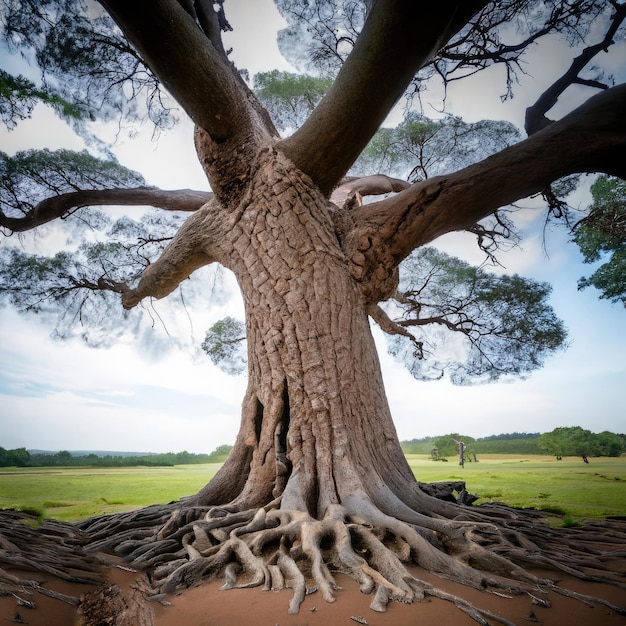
(0, 0), (624, 453)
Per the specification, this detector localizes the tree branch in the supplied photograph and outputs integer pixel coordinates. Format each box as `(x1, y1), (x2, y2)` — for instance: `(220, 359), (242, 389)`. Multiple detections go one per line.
(121, 200), (220, 309)
(330, 174), (410, 210)
(525, 2), (626, 135)
(0, 187), (213, 233)
(278, 0), (488, 194)
(99, 0), (254, 142)
(344, 83), (626, 290)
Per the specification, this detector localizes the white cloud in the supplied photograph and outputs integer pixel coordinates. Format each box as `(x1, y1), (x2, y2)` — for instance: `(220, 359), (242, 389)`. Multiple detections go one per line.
(0, 308), (245, 453)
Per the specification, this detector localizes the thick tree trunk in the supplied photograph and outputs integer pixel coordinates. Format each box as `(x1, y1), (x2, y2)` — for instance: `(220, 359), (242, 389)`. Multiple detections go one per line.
(195, 148), (420, 517)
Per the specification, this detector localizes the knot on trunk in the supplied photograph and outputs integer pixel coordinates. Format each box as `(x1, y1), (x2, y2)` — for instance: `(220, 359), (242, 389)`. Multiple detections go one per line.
(346, 233), (399, 303)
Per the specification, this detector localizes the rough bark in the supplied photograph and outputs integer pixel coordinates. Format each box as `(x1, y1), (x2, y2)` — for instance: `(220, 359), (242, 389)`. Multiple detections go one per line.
(191, 148), (417, 516)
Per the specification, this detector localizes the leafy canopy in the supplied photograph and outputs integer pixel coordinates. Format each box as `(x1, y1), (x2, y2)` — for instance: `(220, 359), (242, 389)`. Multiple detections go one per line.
(385, 247), (567, 385)
(201, 317), (247, 376)
(352, 112), (521, 183)
(538, 426), (624, 458)
(574, 176), (626, 306)
(253, 70), (332, 133)
(0, 149), (145, 216)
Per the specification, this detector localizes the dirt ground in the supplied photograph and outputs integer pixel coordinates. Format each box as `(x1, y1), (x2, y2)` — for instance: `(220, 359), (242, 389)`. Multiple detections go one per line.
(2, 560), (625, 626)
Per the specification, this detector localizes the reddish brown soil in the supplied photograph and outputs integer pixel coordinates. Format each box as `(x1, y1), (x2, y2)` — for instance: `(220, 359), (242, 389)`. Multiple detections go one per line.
(2, 563), (625, 626)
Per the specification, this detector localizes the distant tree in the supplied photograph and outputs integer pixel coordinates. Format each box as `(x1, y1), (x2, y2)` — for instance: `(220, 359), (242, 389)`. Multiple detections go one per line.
(207, 444), (234, 462)
(0, 447), (30, 467)
(538, 426), (599, 461)
(478, 432), (541, 441)
(55, 450), (72, 464)
(432, 433), (475, 457)
(595, 431), (624, 457)
(399, 438), (434, 454)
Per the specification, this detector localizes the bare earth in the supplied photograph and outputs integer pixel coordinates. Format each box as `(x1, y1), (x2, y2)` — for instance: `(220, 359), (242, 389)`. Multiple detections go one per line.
(2, 561), (625, 626)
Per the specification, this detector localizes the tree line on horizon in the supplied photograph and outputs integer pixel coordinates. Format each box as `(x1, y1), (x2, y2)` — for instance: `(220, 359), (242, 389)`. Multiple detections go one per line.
(401, 428), (625, 460)
(0, 445), (233, 468)
(1, 429), (623, 468)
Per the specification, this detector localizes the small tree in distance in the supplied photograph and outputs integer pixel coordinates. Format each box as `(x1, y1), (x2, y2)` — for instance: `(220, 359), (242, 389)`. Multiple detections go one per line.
(0, 0), (625, 620)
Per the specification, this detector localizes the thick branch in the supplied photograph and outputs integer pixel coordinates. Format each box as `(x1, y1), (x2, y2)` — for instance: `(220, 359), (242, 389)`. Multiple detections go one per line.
(330, 174), (410, 210)
(525, 2), (626, 135)
(99, 0), (254, 143)
(345, 83), (626, 287)
(278, 0), (488, 194)
(0, 187), (213, 233)
(121, 200), (220, 309)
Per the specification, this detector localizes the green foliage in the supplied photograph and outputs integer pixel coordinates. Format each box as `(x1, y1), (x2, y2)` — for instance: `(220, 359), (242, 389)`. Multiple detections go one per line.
(401, 433), (543, 455)
(0, 69), (87, 129)
(431, 434), (475, 457)
(574, 176), (626, 306)
(0, 446), (30, 467)
(0, 446), (233, 468)
(472, 437), (543, 455)
(0, 0), (174, 130)
(400, 438), (436, 455)
(0, 208), (190, 345)
(352, 112), (520, 181)
(201, 316), (247, 375)
(387, 247), (567, 384)
(538, 426), (624, 459)
(595, 431), (624, 457)
(253, 70), (331, 132)
(0, 245), (137, 344)
(561, 513), (583, 528)
(206, 444), (234, 462)
(0, 148), (145, 219)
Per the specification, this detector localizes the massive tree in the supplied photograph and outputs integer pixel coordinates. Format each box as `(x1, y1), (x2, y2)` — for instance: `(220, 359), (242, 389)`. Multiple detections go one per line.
(1, 0), (626, 622)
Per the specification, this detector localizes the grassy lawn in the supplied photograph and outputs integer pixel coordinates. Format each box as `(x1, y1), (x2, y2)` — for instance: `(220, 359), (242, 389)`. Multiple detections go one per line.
(1, 455), (625, 523)
(406, 454), (626, 520)
(0, 464), (221, 522)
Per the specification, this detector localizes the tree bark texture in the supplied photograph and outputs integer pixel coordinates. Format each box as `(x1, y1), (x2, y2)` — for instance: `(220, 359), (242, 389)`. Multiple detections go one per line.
(193, 148), (419, 518)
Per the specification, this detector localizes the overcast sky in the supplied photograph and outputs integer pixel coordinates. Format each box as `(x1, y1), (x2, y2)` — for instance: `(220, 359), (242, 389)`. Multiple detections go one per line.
(1, 1), (624, 454)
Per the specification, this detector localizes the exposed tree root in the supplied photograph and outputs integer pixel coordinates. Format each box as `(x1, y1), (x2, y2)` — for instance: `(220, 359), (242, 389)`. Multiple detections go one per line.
(0, 509), (102, 593)
(2, 486), (626, 625)
(70, 490), (626, 624)
(0, 509), (103, 618)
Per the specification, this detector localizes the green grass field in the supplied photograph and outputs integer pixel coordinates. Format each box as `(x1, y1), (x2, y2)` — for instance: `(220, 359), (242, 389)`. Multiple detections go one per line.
(406, 454), (626, 521)
(1, 455), (625, 523)
(0, 464), (221, 522)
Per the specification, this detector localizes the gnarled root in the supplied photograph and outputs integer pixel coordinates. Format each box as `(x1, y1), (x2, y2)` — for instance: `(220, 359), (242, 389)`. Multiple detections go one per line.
(74, 499), (626, 624)
(4, 493), (625, 624)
